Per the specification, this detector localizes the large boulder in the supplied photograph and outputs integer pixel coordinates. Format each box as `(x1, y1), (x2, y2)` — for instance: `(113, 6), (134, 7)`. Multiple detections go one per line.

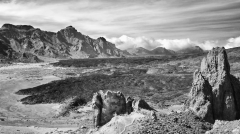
(91, 90), (154, 128)
(187, 47), (240, 123)
(92, 90), (126, 127)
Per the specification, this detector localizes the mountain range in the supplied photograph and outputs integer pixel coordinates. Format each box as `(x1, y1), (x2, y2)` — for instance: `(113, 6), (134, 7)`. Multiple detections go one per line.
(0, 23), (204, 62)
(0, 24), (130, 62)
(127, 46), (204, 56)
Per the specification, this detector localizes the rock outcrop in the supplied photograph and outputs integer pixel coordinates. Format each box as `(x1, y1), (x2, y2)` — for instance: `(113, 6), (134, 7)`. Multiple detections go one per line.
(126, 96), (134, 114)
(132, 99), (155, 111)
(92, 90), (126, 127)
(0, 23), (129, 62)
(187, 47), (240, 123)
(91, 90), (153, 127)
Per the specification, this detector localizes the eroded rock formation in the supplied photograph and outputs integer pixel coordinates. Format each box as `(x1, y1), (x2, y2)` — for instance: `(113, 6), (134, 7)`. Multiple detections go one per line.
(91, 90), (153, 127)
(187, 47), (240, 123)
(92, 90), (126, 127)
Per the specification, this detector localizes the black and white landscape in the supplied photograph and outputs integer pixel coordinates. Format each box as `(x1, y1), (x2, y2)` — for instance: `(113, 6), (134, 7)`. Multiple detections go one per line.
(0, 0), (240, 134)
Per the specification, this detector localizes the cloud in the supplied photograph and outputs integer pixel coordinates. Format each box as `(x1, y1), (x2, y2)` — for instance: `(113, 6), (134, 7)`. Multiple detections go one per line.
(0, 0), (239, 41)
(225, 36), (240, 49)
(107, 35), (162, 50)
(107, 35), (218, 51)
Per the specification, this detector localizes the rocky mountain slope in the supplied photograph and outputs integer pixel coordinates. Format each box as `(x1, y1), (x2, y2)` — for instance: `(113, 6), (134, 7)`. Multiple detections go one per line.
(151, 47), (176, 55)
(177, 46), (204, 54)
(127, 47), (152, 55)
(0, 24), (128, 62)
(127, 47), (176, 56)
(127, 46), (203, 56)
(0, 32), (41, 63)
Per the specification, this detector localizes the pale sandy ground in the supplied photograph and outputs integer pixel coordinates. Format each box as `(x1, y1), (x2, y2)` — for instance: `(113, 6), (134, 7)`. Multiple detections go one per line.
(0, 63), (93, 134)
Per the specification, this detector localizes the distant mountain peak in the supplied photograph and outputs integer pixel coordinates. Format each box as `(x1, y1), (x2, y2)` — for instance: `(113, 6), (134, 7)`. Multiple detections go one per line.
(65, 25), (77, 30)
(177, 45), (204, 54)
(127, 46), (175, 56)
(1, 23), (34, 30)
(61, 25), (78, 31)
(66, 25), (74, 28)
(97, 37), (107, 42)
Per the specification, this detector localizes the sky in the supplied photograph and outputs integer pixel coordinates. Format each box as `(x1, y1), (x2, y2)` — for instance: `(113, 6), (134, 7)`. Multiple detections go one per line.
(0, 0), (240, 51)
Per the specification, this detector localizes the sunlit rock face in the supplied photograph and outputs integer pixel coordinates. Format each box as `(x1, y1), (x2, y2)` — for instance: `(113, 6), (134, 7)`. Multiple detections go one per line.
(187, 47), (240, 123)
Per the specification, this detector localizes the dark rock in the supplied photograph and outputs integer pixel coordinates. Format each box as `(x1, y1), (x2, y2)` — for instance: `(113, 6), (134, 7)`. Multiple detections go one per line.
(2, 23), (34, 30)
(57, 96), (86, 117)
(126, 96), (134, 114)
(92, 92), (103, 127)
(132, 99), (155, 111)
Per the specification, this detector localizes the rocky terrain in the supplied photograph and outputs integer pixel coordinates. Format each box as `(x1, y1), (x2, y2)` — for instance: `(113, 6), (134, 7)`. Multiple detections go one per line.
(0, 47), (240, 133)
(206, 120), (240, 134)
(86, 90), (212, 134)
(0, 24), (129, 62)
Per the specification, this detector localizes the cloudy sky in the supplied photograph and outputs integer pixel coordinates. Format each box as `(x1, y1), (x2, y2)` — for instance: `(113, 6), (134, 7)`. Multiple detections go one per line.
(0, 0), (240, 50)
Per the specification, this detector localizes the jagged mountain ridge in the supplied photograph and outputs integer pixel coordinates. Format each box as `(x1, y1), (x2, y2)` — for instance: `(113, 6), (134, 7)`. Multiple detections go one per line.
(0, 24), (128, 61)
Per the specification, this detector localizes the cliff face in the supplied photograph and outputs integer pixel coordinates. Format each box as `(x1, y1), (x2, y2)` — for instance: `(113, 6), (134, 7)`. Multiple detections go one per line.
(0, 32), (41, 62)
(187, 47), (240, 123)
(0, 23), (128, 61)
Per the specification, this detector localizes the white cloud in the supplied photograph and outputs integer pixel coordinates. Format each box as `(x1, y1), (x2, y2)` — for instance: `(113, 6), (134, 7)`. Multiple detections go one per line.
(107, 35), (162, 50)
(107, 35), (218, 51)
(225, 36), (240, 49)
(0, 0), (240, 40)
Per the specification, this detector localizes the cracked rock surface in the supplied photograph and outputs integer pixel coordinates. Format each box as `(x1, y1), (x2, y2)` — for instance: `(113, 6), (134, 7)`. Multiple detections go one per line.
(187, 47), (240, 123)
